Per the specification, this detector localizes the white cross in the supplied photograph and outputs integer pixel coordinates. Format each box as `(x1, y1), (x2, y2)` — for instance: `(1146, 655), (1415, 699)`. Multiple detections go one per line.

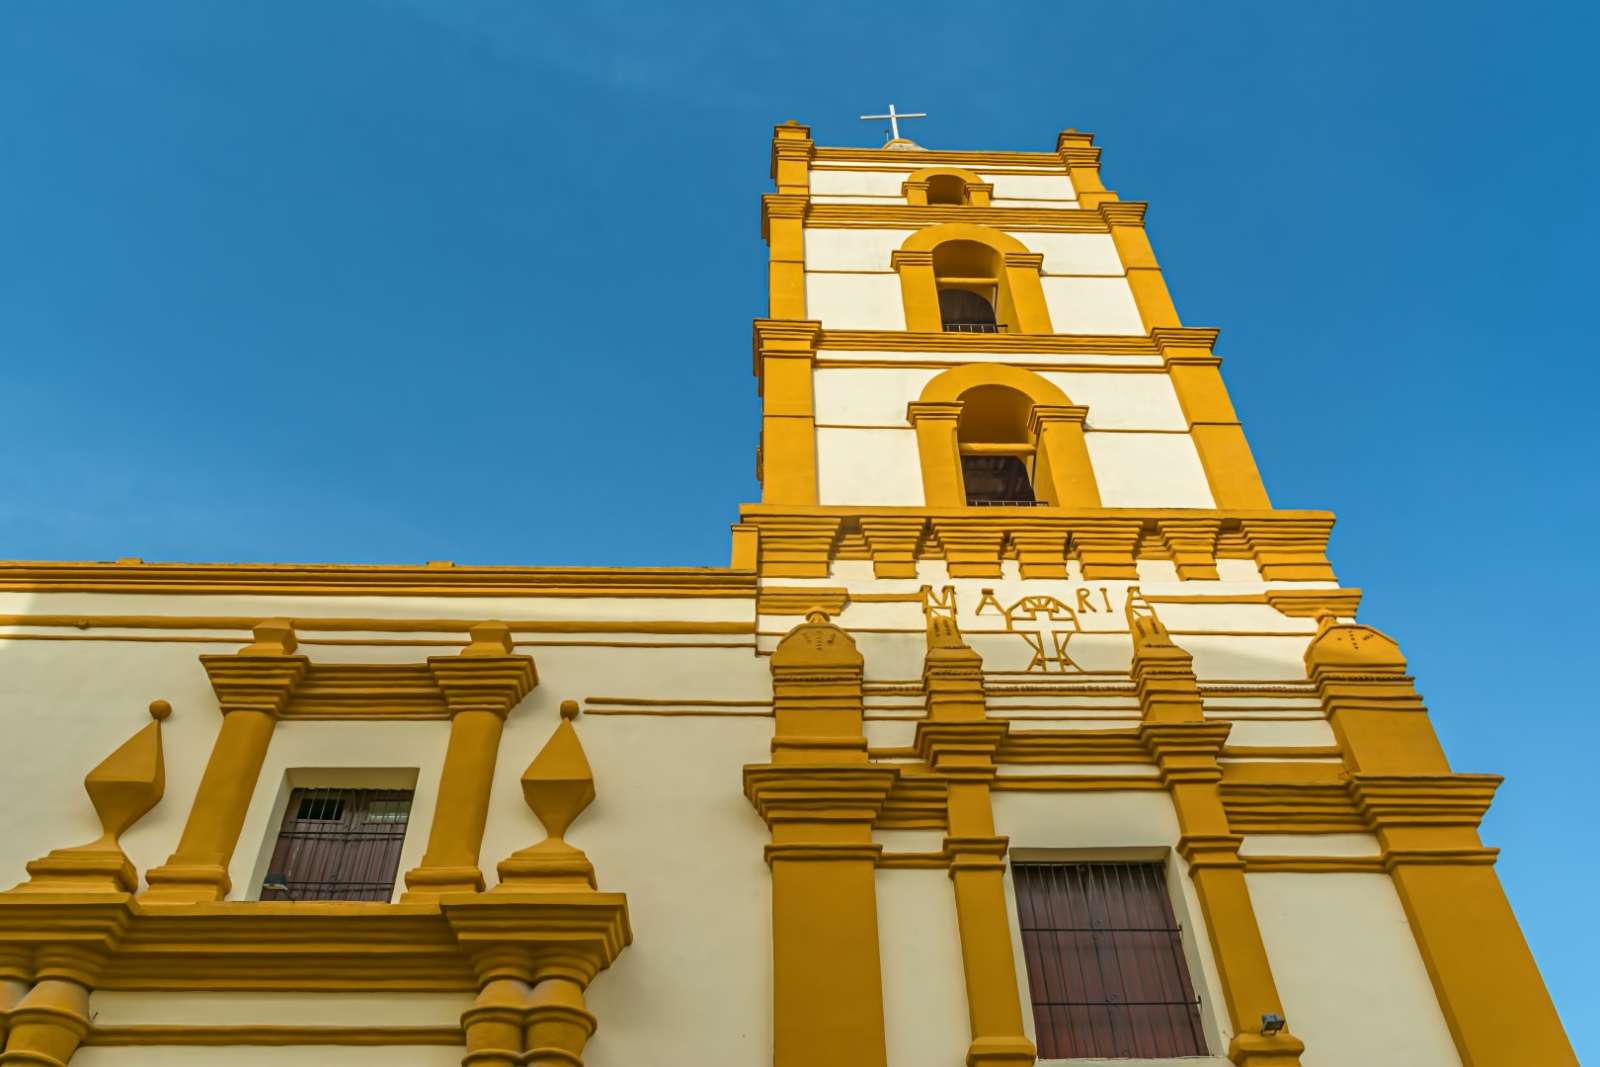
(859, 103), (927, 143)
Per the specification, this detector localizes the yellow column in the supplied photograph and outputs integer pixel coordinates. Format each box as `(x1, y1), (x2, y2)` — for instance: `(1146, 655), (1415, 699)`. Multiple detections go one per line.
(1306, 621), (1577, 1066)
(916, 618), (1036, 1067)
(1100, 202), (1180, 330)
(1129, 609), (1305, 1067)
(744, 611), (896, 1067)
(908, 400), (966, 506)
(0, 979), (90, 1067)
(891, 250), (941, 331)
(764, 121), (812, 320)
(1029, 404), (1100, 507)
(755, 319), (822, 505)
(1056, 130), (1116, 210)
(403, 623), (538, 899)
(1000, 252), (1053, 334)
(1151, 329), (1271, 509)
(142, 620), (306, 903)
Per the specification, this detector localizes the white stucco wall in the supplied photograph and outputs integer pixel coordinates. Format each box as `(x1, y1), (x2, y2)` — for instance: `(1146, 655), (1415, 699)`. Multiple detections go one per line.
(1040, 276), (1147, 334)
(1085, 432), (1215, 507)
(805, 272), (905, 330)
(816, 427), (925, 506)
(810, 168), (911, 197)
(805, 228), (913, 271)
(878, 869), (970, 1066)
(1007, 232), (1121, 275)
(1248, 872), (1462, 1067)
(985, 172), (1076, 201)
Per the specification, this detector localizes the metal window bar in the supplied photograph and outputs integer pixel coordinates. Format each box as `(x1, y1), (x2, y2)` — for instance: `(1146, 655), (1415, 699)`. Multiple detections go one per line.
(260, 788), (413, 902)
(942, 322), (1007, 333)
(1013, 861), (1208, 1059)
(969, 499), (1048, 507)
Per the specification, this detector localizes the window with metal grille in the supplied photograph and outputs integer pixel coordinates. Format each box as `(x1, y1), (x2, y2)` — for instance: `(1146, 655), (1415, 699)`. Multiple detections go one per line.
(1013, 861), (1208, 1059)
(259, 788), (413, 902)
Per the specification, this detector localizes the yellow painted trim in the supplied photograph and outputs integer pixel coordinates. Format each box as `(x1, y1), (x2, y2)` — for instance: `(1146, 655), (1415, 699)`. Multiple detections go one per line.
(84, 1025), (464, 1046)
(814, 146), (1062, 167)
(745, 613), (895, 1067)
(1129, 610), (1306, 1065)
(809, 202), (1104, 232)
(0, 562), (753, 598)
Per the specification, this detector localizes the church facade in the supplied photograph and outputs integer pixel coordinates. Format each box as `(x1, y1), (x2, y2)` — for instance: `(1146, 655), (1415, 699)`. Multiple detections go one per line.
(0, 124), (1576, 1066)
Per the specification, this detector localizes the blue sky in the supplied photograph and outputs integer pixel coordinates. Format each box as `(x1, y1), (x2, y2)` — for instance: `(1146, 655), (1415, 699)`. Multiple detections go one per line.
(3, 0), (1596, 1052)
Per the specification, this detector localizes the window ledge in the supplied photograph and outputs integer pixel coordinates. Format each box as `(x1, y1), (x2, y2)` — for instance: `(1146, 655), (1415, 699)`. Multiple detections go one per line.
(1037, 1058), (1231, 1066)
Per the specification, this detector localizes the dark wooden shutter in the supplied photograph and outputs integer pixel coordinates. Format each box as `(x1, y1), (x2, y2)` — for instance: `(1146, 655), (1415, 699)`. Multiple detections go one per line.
(1013, 861), (1208, 1058)
(260, 788), (412, 902)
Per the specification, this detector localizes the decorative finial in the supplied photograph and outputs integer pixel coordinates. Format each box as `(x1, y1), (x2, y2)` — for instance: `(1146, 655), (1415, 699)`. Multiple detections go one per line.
(560, 699), (580, 720)
(9, 703), (167, 894)
(805, 608), (831, 624)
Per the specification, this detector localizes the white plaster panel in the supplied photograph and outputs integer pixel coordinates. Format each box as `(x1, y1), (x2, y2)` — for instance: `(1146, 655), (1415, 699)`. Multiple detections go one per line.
(991, 198), (1078, 210)
(74, 1052), (462, 1067)
(994, 790), (1179, 850)
(810, 167), (911, 196)
(1040, 276), (1147, 335)
(1085, 433), (1216, 508)
(1179, 635), (1316, 681)
(811, 195), (902, 204)
(1239, 834), (1381, 858)
(878, 869), (970, 1067)
(804, 227), (914, 271)
(983, 172), (1076, 200)
(1218, 720), (1338, 748)
(555, 715), (776, 1067)
(1005, 232), (1122, 275)
(816, 427), (924, 506)
(805, 272), (906, 329)
(1153, 601), (1313, 634)
(816, 349), (1165, 368)
(814, 366), (936, 426)
(1247, 873), (1462, 1067)
(89, 992), (472, 1027)
(1041, 371), (1189, 429)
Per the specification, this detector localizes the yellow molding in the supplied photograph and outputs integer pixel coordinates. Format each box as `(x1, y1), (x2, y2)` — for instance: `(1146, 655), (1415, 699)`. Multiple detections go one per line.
(807, 203), (1107, 232)
(0, 895), (632, 992)
(1240, 856), (1388, 874)
(84, 1025), (465, 1046)
(813, 146), (1063, 168)
(0, 614), (755, 637)
(757, 586), (851, 615)
(0, 562), (755, 598)
(816, 328), (1166, 353)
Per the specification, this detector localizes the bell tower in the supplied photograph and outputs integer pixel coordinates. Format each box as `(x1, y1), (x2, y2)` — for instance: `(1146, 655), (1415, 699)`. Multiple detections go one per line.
(733, 120), (1577, 1067)
(739, 120), (1297, 579)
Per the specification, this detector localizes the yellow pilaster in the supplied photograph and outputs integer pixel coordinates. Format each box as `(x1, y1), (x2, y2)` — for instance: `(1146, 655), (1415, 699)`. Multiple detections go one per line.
(915, 617), (1036, 1067)
(0, 978), (90, 1067)
(764, 121), (813, 320)
(907, 400), (966, 506)
(754, 319), (822, 505)
(1000, 252), (1053, 334)
(1129, 609), (1305, 1067)
(1056, 130), (1116, 210)
(142, 620), (306, 903)
(1151, 329), (1271, 509)
(403, 623), (538, 899)
(1029, 404), (1100, 507)
(891, 250), (941, 331)
(745, 612), (895, 1067)
(1099, 201), (1179, 330)
(1306, 622), (1577, 1066)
